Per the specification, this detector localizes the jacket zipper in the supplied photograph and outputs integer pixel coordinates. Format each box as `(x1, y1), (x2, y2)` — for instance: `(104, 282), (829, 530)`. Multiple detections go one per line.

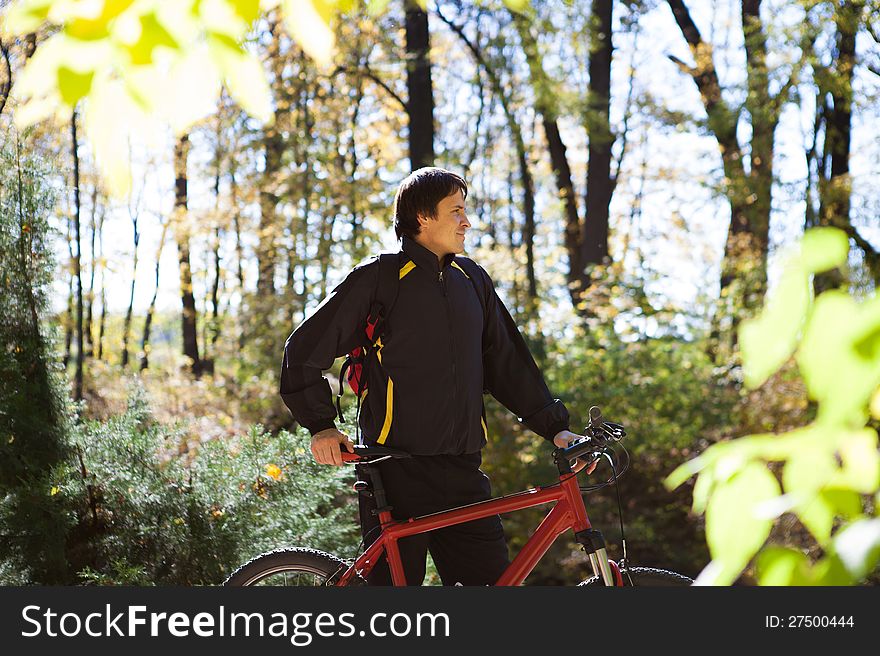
(439, 269), (457, 444)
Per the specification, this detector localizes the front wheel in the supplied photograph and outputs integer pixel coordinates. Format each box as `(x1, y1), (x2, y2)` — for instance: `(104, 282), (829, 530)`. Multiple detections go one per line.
(579, 566), (693, 587)
(223, 547), (363, 587)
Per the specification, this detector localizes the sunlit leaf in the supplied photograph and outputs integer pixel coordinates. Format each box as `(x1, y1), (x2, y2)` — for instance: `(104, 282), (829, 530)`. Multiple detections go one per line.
(756, 547), (813, 585)
(832, 519), (880, 580)
(798, 292), (880, 424)
(739, 259), (810, 389)
(208, 33), (272, 123)
(281, 0), (335, 66)
(123, 11), (180, 65)
(829, 428), (880, 493)
(57, 66), (95, 106)
(799, 227), (849, 274)
(160, 43), (221, 134)
(3, 0), (53, 35)
(227, 0), (262, 24)
(66, 0), (137, 41)
(704, 462), (780, 585)
(83, 76), (137, 197)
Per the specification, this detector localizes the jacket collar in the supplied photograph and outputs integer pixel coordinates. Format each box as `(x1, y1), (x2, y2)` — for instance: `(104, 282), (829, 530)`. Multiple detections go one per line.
(401, 235), (454, 273)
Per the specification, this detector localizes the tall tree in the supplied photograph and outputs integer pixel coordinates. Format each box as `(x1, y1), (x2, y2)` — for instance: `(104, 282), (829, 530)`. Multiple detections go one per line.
(435, 3), (538, 303)
(405, 0), (435, 169)
(70, 109), (83, 401)
(173, 134), (202, 377)
(121, 173), (142, 369)
(140, 217), (169, 371)
(511, 1), (619, 313)
(808, 1), (877, 291)
(665, 0), (800, 352)
(255, 16), (287, 298)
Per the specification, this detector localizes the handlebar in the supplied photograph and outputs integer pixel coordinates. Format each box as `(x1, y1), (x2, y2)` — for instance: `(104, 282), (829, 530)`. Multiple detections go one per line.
(554, 406), (626, 472)
(340, 444), (412, 463)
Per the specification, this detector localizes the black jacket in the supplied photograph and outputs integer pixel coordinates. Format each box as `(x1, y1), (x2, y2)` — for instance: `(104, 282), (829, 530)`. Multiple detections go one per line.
(280, 236), (570, 455)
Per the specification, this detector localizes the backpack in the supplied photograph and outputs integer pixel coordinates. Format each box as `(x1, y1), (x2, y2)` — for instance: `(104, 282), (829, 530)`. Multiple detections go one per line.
(335, 253), (487, 423)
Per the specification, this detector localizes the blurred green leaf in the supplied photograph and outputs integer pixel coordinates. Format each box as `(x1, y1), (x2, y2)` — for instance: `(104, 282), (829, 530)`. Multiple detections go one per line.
(832, 519), (880, 580)
(798, 292), (880, 425)
(3, 0), (54, 35)
(282, 0), (335, 66)
(739, 261), (810, 389)
(124, 12), (180, 66)
(57, 66), (94, 106)
(208, 33), (272, 124)
(756, 547), (813, 585)
(799, 227), (849, 274)
(705, 462), (780, 584)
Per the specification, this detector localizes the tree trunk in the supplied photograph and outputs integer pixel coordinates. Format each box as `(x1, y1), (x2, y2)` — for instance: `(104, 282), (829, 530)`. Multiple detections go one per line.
(71, 110), (84, 401)
(140, 219), (169, 370)
(405, 0), (435, 170)
(435, 6), (538, 303)
(121, 205), (139, 369)
(666, 0), (784, 356)
(256, 17), (286, 298)
(582, 0), (614, 270)
(84, 185), (98, 357)
(173, 134), (202, 377)
(512, 11), (586, 310)
(813, 1), (874, 291)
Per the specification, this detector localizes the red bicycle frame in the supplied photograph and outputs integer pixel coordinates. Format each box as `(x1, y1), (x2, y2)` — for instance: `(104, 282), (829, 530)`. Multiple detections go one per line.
(336, 454), (622, 586)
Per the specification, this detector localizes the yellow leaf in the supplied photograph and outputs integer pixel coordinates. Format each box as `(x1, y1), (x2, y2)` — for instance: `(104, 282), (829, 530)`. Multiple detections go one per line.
(50, 486), (59, 496)
(208, 34), (272, 123)
(265, 463), (282, 480)
(83, 76), (134, 197)
(3, 0), (53, 36)
(281, 0), (336, 66)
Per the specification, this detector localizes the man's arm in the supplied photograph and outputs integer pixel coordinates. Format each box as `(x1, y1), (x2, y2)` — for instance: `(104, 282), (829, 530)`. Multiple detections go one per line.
(475, 263), (570, 441)
(279, 262), (376, 439)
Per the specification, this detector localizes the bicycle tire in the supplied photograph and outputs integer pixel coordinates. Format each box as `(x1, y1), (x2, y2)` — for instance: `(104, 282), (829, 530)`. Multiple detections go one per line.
(223, 547), (364, 587)
(578, 566), (693, 587)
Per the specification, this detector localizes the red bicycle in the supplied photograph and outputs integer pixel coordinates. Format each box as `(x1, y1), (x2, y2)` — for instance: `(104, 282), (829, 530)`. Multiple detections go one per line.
(224, 407), (692, 587)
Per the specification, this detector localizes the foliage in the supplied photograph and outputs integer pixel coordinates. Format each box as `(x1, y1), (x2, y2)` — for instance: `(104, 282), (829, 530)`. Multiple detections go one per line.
(482, 315), (736, 583)
(0, 134), (73, 583)
(667, 228), (880, 585)
(1, 0), (526, 196)
(0, 383), (360, 585)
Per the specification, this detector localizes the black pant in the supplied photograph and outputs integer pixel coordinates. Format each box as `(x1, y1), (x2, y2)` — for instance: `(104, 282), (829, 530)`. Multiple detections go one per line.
(357, 451), (510, 586)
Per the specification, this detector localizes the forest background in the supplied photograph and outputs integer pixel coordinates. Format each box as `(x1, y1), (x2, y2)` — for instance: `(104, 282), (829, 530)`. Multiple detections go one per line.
(1, 0), (878, 586)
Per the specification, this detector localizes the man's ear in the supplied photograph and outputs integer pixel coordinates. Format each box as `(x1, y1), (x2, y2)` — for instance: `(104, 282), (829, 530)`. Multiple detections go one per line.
(416, 213), (432, 229)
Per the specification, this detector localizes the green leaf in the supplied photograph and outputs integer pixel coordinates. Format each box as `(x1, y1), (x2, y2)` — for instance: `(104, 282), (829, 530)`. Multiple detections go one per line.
(3, 0), (53, 35)
(366, 0), (391, 16)
(282, 0), (335, 66)
(704, 462), (781, 585)
(798, 293), (880, 424)
(57, 66), (95, 107)
(799, 227), (849, 274)
(125, 12), (180, 66)
(227, 0), (261, 24)
(832, 519), (880, 580)
(739, 260), (810, 389)
(829, 428), (880, 493)
(207, 34), (272, 124)
(756, 547), (813, 585)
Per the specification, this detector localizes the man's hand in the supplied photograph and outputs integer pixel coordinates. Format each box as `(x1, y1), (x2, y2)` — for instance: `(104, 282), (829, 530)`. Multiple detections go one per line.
(553, 430), (598, 475)
(311, 428), (355, 466)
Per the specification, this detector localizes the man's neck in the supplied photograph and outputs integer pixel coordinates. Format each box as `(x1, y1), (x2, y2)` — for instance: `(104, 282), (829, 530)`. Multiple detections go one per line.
(412, 235), (447, 266)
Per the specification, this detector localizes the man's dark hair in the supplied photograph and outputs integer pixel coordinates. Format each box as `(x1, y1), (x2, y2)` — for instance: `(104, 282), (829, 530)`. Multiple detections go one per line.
(393, 167), (468, 240)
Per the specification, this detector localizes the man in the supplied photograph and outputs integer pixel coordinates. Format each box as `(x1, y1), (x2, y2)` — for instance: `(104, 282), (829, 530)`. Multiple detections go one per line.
(280, 167), (592, 586)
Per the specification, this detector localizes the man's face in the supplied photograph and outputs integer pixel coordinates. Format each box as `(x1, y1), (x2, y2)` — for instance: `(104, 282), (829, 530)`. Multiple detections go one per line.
(416, 189), (471, 261)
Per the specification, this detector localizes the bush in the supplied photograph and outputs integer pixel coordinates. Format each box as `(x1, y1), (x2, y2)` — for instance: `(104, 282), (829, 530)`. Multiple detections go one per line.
(47, 385), (361, 585)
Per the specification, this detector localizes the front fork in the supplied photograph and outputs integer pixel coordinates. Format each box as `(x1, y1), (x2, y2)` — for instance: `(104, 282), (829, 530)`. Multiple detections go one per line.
(576, 528), (622, 586)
